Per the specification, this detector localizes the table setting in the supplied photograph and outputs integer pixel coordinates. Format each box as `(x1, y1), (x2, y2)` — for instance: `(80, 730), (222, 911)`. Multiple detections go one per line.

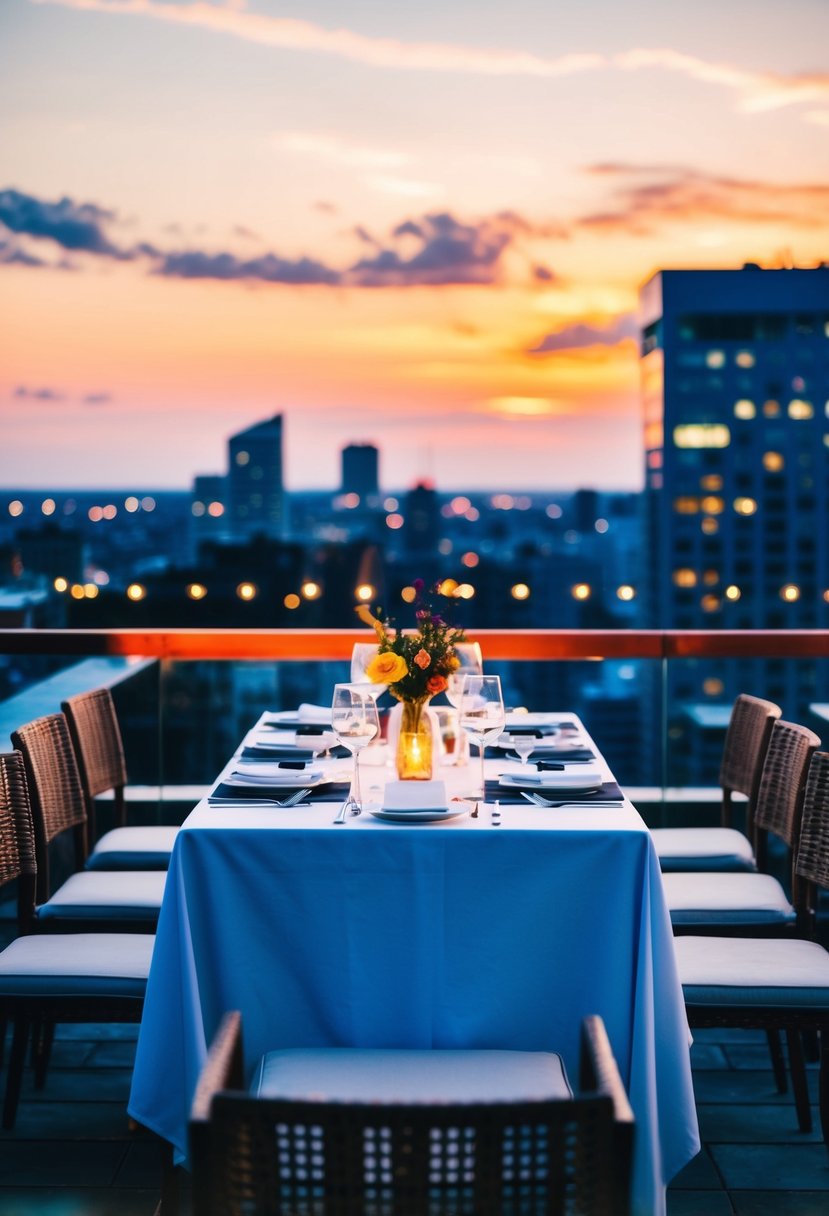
(128, 582), (699, 1216)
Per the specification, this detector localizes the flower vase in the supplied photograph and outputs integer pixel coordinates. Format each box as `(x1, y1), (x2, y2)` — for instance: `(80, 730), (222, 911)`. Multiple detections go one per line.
(395, 698), (433, 781)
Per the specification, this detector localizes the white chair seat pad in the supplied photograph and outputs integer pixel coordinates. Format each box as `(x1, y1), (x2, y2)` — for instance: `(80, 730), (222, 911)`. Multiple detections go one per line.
(664, 872), (795, 925)
(0, 933), (154, 997)
(255, 1047), (572, 1104)
(676, 936), (829, 1008)
(87, 826), (177, 871)
(38, 871), (166, 921)
(651, 827), (755, 872)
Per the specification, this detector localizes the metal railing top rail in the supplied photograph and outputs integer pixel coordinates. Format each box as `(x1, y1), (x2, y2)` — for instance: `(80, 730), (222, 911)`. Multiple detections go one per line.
(1, 628), (829, 661)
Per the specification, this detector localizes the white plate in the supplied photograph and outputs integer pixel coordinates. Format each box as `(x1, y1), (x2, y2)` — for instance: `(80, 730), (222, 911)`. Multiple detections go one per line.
(225, 770), (326, 789)
(498, 774), (601, 795)
(369, 801), (473, 824)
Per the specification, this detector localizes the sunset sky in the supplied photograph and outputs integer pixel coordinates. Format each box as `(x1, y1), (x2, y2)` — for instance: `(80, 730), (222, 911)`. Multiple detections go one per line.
(2, 0), (828, 492)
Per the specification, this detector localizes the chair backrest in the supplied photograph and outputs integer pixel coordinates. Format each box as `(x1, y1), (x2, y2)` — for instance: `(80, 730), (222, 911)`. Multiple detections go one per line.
(190, 1013), (634, 1216)
(752, 719), (820, 871)
(718, 694), (781, 830)
(0, 752), (38, 931)
(10, 713), (89, 903)
(62, 687), (128, 835)
(793, 750), (829, 935)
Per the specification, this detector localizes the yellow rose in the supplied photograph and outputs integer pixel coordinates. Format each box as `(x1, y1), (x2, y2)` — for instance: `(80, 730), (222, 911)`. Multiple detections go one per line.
(366, 652), (408, 684)
(447, 654), (461, 671)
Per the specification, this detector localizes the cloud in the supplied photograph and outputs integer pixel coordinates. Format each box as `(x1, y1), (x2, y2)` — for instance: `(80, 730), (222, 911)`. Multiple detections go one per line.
(14, 385), (66, 401)
(82, 392), (113, 405)
(34, 0), (605, 79)
(272, 131), (408, 170)
(0, 187), (132, 258)
(347, 212), (512, 287)
(528, 315), (639, 355)
(578, 165), (829, 235)
(0, 239), (46, 267)
(616, 47), (829, 118)
(154, 249), (341, 285)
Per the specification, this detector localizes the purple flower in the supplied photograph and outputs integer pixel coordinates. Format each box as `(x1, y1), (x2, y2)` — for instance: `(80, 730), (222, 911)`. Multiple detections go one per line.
(413, 578), (425, 592)
(431, 615), (444, 625)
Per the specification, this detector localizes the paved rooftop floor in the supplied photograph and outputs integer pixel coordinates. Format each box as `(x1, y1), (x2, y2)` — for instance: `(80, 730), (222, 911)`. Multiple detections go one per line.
(0, 1018), (824, 1215)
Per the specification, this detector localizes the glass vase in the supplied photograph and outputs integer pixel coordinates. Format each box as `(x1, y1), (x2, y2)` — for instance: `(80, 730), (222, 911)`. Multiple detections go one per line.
(395, 698), (433, 780)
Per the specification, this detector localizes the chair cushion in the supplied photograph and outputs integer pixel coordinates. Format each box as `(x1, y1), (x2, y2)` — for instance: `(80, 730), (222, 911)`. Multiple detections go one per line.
(651, 827), (756, 872)
(0, 933), (153, 997)
(37, 871), (166, 921)
(254, 1048), (573, 1104)
(86, 826), (177, 871)
(676, 935), (829, 1008)
(663, 872), (795, 926)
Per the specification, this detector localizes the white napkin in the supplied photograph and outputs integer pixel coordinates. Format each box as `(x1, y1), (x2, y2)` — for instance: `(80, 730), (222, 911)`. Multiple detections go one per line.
(500, 763), (603, 789)
(228, 767), (323, 787)
(382, 779), (448, 812)
(504, 712), (565, 729)
(263, 704), (333, 725)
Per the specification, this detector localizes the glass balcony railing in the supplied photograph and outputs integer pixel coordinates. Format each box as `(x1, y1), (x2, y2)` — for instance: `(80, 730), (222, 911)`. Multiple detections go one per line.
(1, 628), (828, 829)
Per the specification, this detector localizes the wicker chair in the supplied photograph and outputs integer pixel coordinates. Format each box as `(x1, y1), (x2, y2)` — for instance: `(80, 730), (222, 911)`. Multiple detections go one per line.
(663, 719), (820, 936)
(652, 693), (781, 872)
(676, 748), (829, 1145)
(10, 713), (165, 932)
(62, 687), (177, 870)
(0, 751), (153, 1128)
(189, 1011), (634, 1216)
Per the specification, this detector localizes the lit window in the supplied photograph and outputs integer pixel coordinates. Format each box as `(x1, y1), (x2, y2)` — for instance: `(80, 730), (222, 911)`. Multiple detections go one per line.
(788, 399), (814, 420)
(461, 552), (479, 568)
(735, 351), (755, 368)
(700, 496), (724, 514)
(571, 583), (591, 601)
(763, 452), (784, 472)
(616, 585), (635, 601)
(701, 517), (719, 534)
(208, 501), (224, 517)
(511, 583), (530, 600)
(301, 581), (321, 600)
(734, 400), (756, 420)
(763, 400), (781, 418)
(673, 497), (700, 514)
(127, 584), (146, 601)
(187, 583), (207, 600)
(703, 570), (719, 586)
(237, 582), (257, 601)
(385, 513), (404, 529)
(283, 593), (300, 610)
(235, 450), (250, 466)
(673, 424), (730, 449)
(673, 569), (698, 588)
(725, 585), (741, 601)
(701, 594), (721, 613)
(780, 584), (800, 603)
(704, 678), (725, 695)
(734, 497), (758, 515)
(700, 475), (722, 491)
(355, 584), (375, 602)
(705, 350), (725, 369)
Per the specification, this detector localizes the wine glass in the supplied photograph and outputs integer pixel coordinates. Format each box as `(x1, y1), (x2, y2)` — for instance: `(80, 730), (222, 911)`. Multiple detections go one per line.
(445, 643), (483, 765)
(459, 674), (505, 799)
(507, 731), (537, 767)
(331, 684), (379, 811)
(350, 643), (387, 701)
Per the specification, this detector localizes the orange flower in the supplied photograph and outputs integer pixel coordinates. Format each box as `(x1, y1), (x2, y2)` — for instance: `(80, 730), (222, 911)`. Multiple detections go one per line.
(366, 651), (408, 684)
(413, 648), (432, 670)
(426, 674), (448, 696)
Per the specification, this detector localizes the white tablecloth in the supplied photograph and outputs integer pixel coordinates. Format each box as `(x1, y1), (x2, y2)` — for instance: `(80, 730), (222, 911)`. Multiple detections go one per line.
(129, 729), (699, 1216)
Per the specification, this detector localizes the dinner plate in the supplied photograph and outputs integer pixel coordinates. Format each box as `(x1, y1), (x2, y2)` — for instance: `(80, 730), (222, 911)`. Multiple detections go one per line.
(224, 770), (326, 789)
(368, 801), (473, 824)
(498, 773), (601, 795)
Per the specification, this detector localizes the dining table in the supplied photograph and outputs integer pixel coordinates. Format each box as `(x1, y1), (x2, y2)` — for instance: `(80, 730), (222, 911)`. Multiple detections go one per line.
(128, 708), (700, 1216)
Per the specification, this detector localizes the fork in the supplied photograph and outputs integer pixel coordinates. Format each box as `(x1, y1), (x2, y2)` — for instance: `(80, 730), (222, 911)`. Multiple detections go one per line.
(208, 787), (312, 808)
(521, 791), (625, 808)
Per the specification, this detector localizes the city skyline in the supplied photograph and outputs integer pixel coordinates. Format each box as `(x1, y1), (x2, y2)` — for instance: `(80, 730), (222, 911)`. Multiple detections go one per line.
(2, 0), (829, 491)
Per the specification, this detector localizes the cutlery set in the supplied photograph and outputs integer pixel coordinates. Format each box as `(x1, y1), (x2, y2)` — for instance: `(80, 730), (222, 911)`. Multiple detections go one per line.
(207, 787), (312, 809)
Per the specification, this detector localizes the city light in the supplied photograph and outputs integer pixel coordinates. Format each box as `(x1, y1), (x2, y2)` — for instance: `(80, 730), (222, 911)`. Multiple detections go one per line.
(455, 583), (475, 599)
(725, 585), (741, 601)
(41, 498), (55, 516)
(53, 577), (68, 593)
(70, 584), (85, 600)
(208, 502), (224, 517)
(8, 501), (23, 517)
(733, 400), (756, 419)
(461, 552), (479, 568)
(572, 583), (591, 601)
(141, 497), (156, 512)
(701, 594), (721, 613)
(734, 497), (757, 515)
(511, 583), (530, 600)
(237, 582), (257, 601)
(88, 506), (103, 522)
(125, 496), (140, 513)
(763, 452), (784, 472)
(401, 585), (417, 603)
(192, 502), (205, 517)
(788, 399), (814, 419)
(385, 514), (404, 529)
(301, 581), (321, 599)
(594, 518), (609, 534)
(126, 583), (146, 601)
(616, 585), (635, 601)
(187, 583), (207, 600)
(355, 583), (375, 601)
(83, 583), (99, 599)
(437, 579), (458, 597)
(284, 593), (301, 610)
(781, 584), (801, 603)
(703, 678), (725, 695)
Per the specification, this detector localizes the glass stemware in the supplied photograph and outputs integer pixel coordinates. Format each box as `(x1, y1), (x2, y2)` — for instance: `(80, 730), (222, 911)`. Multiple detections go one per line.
(331, 684), (379, 809)
(508, 731), (537, 767)
(445, 643), (483, 765)
(459, 674), (506, 799)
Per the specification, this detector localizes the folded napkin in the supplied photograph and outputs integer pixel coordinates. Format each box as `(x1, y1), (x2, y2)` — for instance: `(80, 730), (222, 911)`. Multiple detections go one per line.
(228, 767), (324, 787)
(241, 746), (315, 761)
(382, 779), (448, 813)
(262, 704), (334, 726)
(486, 778), (624, 803)
(503, 713), (577, 730)
(499, 763), (604, 789)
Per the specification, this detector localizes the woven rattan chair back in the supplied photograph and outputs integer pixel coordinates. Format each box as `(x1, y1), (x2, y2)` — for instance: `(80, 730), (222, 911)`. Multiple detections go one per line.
(718, 694), (781, 830)
(191, 1014), (634, 1216)
(793, 751), (829, 933)
(0, 753), (37, 889)
(62, 688), (127, 833)
(752, 719), (820, 869)
(10, 714), (89, 903)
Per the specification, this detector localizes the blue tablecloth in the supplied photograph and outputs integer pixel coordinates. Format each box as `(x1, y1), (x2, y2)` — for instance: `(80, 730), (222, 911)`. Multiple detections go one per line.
(129, 779), (698, 1216)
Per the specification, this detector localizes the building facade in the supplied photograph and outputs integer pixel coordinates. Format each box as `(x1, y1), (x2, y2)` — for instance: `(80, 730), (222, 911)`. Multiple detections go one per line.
(227, 414), (285, 542)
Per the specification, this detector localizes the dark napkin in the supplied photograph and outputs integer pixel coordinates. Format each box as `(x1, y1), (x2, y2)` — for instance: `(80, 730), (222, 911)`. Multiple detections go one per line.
(241, 746), (316, 761)
(211, 780), (350, 803)
(485, 779), (624, 804)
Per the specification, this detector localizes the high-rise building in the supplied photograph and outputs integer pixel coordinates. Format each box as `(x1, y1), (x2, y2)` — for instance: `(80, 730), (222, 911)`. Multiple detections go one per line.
(190, 474), (229, 555)
(227, 415), (285, 542)
(640, 265), (829, 716)
(341, 443), (379, 500)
